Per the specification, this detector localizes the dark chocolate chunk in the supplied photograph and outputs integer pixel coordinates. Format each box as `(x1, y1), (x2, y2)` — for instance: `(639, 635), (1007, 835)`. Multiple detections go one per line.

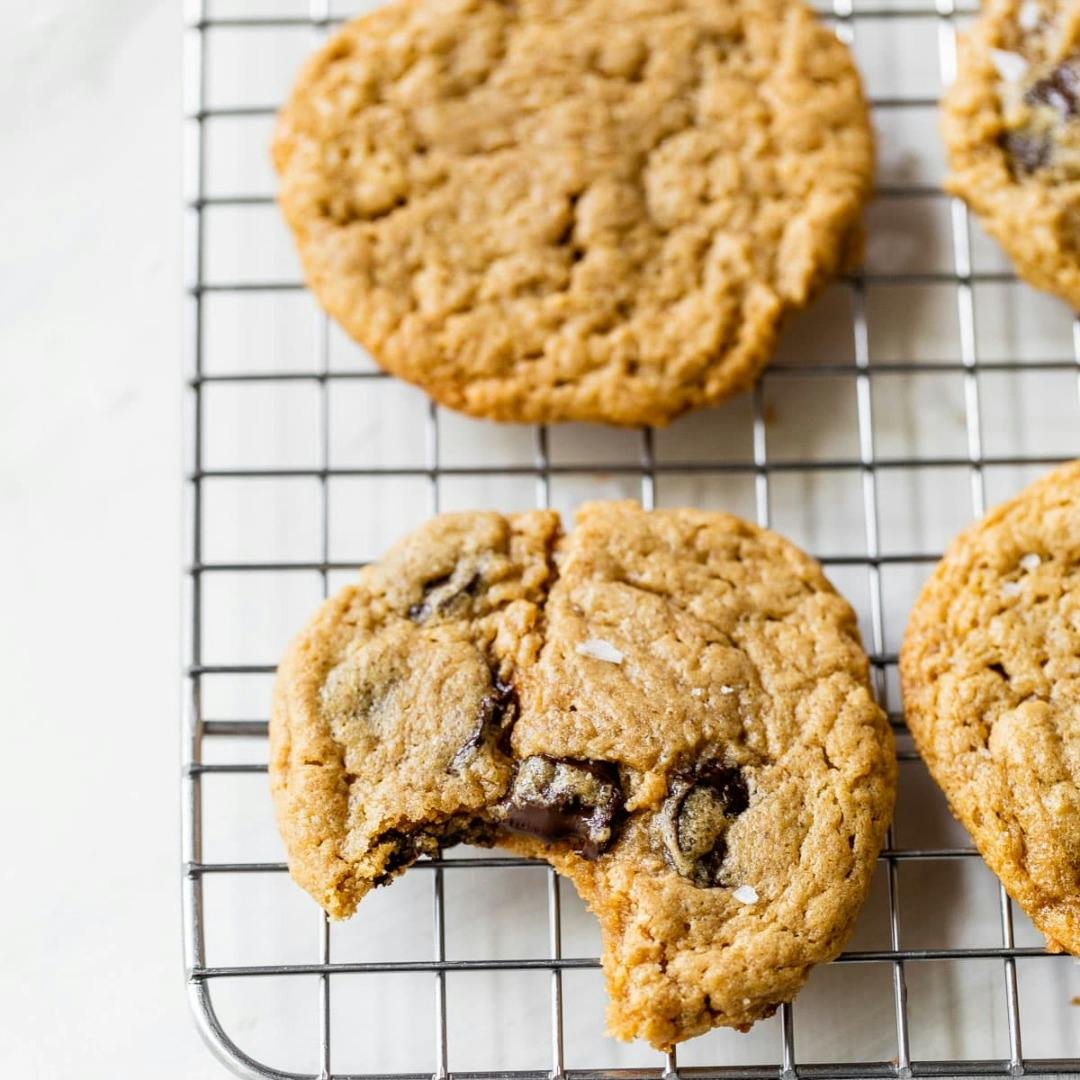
(448, 678), (518, 773)
(1003, 129), (1051, 174)
(371, 828), (440, 886)
(407, 569), (482, 622)
(1026, 58), (1080, 118)
(371, 817), (498, 886)
(491, 680), (520, 755)
(407, 573), (451, 621)
(658, 762), (750, 887)
(495, 756), (623, 859)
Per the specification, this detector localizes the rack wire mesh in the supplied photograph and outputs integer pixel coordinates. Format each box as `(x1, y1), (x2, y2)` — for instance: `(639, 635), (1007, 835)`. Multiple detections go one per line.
(183, 2), (1080, 1077)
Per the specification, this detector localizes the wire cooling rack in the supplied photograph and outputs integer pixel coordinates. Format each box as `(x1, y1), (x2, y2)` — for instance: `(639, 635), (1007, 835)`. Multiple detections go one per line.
(182, 1), (1080, 1077)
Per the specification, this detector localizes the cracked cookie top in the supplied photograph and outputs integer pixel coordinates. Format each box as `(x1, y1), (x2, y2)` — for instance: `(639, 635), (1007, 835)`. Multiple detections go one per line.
(943, 0), (1080, 308)
(901, 460), (1080, 957)
(272, 0), (873, 426)
(271, 501), (894, 1047)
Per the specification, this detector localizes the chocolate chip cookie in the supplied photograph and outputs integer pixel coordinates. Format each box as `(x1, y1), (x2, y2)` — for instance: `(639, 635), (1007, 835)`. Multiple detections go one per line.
(901, 460), (1080, 957)
(271, 501), (896, 1047)
(943, 0), (1080, 308)
(272, 0), (874, 427)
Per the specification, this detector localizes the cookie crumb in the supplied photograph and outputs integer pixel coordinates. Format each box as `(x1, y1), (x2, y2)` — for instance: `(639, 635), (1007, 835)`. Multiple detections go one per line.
(576, 638), (624, 664)
(1019, 552), (1041, 571)
(733, 884), (759, 905)
(989, 48), (1029, 82)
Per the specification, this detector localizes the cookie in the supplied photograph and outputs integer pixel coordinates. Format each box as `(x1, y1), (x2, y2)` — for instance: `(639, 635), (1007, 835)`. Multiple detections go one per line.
(272, 0), (874, 427)
(942, 0), (1080, 309)
(271, 501), (895, 1047)
(900, 460), (1080, 956)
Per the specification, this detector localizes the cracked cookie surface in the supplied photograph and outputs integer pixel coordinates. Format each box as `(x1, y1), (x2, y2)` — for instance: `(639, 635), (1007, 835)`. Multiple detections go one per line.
(900, 460), (1080, 956)
(272, 0), (873, 426)
(271, 501), (895, 1047)
(943, 0), (1080, 308)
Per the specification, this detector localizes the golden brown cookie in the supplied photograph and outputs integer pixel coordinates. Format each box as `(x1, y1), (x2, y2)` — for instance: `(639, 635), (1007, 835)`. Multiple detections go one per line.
(900, 460), (1080, 956)
(942, 0), (1080, 308)
(271, 501), (895, 1048)
(272, 0), (874, 426)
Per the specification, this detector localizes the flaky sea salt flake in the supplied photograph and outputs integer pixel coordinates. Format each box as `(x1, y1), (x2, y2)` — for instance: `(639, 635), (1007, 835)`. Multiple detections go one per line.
(719, 685), (736, 695)
(691, 687), (704, 698)
(733, 885), (759, 905)
(1001, 580), (1023, 598)
(576, 638), (624, 664)
(989, 48), (1029, 83)
(1020, 552), (1041, 572)
(1018, 0), (1042, 31)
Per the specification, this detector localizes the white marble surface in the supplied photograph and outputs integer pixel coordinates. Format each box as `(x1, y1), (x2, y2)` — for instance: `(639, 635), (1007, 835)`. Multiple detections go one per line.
(0, 2), (221, 1075)
(4, 2), (1080, 1078)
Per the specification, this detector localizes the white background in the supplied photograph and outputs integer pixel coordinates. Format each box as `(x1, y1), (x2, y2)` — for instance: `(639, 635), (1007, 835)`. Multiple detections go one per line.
(0, 2), (217, 1075)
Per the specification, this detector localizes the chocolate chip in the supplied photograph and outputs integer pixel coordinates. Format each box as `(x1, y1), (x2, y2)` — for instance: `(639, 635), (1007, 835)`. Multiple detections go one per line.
(371, 817), (498, 886)
(1026, 58), (1080, 117)
(1004, 57), (1080, 174)
(407, 570), (482, 622)
(491, 681), (520, 755)
(371, 828), (440, 886)
(448, 678), (518, 773)
(1003, 129), (1051, 174)
(495, 756), (623, 859)
(407, 573), (451, 621)
(658, 762), (750, 887)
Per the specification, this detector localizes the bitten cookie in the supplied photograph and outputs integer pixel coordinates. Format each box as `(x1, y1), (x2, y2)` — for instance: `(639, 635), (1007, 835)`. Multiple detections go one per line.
(901, 460), (1080, 956)
(943, 0), (1080, 308)
(272, 0), (874, 427)
(271, 501), (895, 1048)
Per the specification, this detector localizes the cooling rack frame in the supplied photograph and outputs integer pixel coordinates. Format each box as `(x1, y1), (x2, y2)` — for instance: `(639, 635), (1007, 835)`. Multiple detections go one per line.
(182, 2), (1080, 1076)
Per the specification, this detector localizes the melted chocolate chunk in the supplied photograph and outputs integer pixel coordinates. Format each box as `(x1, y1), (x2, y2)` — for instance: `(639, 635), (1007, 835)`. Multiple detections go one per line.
(1026, 58), (1080, 118)
(407, 570), (482, 622)
(1003, 129), (1051, 174)
(371, 829), (440, 886)
(448, 678), (518, 773)
(658, 762), (750, 888)
(407, 573), (450, 621)
(371, 818), (498, 886)
(1001, 57), (1080, 175)
(495, 756), (623, 859)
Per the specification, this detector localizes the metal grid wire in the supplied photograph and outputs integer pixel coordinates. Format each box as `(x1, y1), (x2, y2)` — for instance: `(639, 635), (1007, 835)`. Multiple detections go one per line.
(182, 2), (1080, 1077)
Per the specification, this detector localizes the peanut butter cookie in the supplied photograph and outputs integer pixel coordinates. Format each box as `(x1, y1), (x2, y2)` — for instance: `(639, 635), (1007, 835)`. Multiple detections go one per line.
(272, 0), (874, 426)
(901, 461), (1080, 957)
(943, 0), (1080, 308)
(271, 501), (895, 1047)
